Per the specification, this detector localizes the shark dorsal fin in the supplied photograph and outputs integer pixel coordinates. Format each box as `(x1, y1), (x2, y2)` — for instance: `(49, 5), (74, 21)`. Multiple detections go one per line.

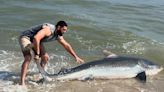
(103, 50), (117, 58)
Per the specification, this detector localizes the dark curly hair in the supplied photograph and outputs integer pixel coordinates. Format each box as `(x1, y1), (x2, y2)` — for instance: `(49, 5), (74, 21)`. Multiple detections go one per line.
(56, 21), (68, 27)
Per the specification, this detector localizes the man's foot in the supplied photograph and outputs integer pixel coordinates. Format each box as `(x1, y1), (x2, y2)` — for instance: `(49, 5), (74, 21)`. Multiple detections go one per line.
(19, 82), (26, 86)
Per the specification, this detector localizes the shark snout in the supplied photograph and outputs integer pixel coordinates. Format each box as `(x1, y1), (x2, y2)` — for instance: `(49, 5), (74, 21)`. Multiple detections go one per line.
(159, 66), (163, 72)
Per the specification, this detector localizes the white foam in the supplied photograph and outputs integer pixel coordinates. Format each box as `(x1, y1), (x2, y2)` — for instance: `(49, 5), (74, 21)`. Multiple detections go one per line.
(122, 40), (145, 54)
(2, 84), (28, 92)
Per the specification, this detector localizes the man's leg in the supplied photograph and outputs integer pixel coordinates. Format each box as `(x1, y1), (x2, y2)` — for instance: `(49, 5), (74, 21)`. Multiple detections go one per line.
(21, 55), (32, 86)
(40, 53), (49, 68)
(19, 36), (32, 86)
(36, 43), (53, 81)
(40, 43), (49, 68)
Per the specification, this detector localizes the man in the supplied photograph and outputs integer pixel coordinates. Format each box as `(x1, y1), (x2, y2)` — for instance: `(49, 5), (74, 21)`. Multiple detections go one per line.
(19, 21), (84, 86)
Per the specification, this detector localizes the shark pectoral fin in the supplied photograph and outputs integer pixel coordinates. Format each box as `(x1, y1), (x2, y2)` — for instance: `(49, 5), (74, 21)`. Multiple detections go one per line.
(79, 74), (93, 81)
(135, 71), (146, 82)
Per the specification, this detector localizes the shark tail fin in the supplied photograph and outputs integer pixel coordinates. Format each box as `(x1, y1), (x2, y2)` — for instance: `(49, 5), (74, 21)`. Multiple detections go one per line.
(35, 59), (52, 81)
(135, 71), (146, 83)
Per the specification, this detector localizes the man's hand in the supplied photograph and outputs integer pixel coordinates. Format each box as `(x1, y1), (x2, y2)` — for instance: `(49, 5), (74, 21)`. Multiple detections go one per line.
(75, 57), (85, 64)
(34, 55), (40, 61)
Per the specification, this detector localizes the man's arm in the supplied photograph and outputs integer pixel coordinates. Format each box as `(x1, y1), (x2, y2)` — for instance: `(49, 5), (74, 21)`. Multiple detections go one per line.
(57, 36), (84, 64)
(33, 25), (51, 56)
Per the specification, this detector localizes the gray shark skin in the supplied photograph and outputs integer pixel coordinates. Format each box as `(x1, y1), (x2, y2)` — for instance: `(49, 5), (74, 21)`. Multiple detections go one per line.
(44, 56), (163, 82)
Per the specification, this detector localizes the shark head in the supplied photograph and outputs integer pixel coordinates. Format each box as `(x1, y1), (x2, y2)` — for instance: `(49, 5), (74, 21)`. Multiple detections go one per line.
(139, 59), (163, 75)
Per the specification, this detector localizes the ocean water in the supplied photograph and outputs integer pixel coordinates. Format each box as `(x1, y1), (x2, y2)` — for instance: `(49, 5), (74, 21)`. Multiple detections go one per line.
(0, 0), (164, 92)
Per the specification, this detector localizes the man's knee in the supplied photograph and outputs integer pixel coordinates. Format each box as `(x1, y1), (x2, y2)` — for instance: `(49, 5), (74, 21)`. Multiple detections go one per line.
(41, 53), (49, 62)
(22, 55), (32, 68)
(40, 53), (49, 68)
(24, 55), (32, 62)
